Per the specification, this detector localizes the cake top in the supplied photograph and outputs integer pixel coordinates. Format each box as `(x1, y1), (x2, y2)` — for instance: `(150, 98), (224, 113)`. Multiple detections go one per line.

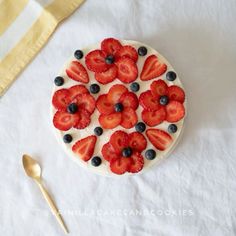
(51, 38), (186, 176)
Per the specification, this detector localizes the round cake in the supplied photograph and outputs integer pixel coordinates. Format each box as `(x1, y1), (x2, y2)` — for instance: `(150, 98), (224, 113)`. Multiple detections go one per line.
(51, 38), (186, 176)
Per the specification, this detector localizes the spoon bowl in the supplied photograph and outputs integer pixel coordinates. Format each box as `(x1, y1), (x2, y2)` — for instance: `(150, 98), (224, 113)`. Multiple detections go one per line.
(22, 154), (41, 180)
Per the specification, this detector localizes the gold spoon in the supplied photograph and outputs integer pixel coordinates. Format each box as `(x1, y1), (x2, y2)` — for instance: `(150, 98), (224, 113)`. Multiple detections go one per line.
(22, 154), (69, 234)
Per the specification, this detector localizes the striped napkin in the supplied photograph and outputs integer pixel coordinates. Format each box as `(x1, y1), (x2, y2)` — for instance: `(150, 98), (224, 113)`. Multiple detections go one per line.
(0, 0), (84, 96)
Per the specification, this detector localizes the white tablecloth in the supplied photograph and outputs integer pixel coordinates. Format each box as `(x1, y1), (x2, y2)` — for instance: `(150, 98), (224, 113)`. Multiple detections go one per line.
(1, 0), (236, 235)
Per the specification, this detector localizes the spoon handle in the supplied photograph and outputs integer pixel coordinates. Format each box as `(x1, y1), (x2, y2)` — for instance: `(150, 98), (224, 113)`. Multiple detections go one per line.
(36, 180), (69, 234)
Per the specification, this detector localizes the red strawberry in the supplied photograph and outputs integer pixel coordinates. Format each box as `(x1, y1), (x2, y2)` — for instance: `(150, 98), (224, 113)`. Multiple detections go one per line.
(121, 107), (138, 129)
(110, 131), (129, 154)
(73, 109), (91, 129)
(69, 85), (89, 101)
(72, 135), (97, 161)
(101, 38), (122, 55)
(52, 89), (70, 110)
(53, 111), (80, 131)
(115, 45), (138, 62)
(119, 92), (139, 110)
(110, 157), (132, 175)
(150, 80), (168, 97)
(129, 152), (144, 173)
(107, 84), (128, 103)
(165, 101), (185, 122)
(146, 129), (173, 151)
(66, 61), (89, 83)
(96, 94), (114, 115)
(95, 65), (117, 84)
(129, 132), (147, 152)
(139, 90), (160, 111)
(140, 55), (167, 81)
(85, 50), (109, 72)
(167, 85), (185, 103)
(76, 93), (96, 114)
(116, 57), (138, 83)
(141, 107), (166, 126)
(99, 113), (122, 129)
(101, 142), (119, 162)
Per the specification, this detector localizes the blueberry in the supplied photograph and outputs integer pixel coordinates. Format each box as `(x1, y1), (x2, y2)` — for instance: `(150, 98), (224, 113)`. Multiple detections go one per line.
(91, 156), (102, 167)
(74, 50), (83, 60)
(105, 55), (115, 64)
(135, 122), (146, 133)
(159, 95), (169, 105)
(94, 127), (103, 136)
(130, 82), (140, 92)
(122, 147), (133, 157)
(67, 103), (78, 114)
(168, 124), (178, 133)
(90, 84), (100, 94)
(114, 103), (124, 112)
(138, 46), (147, 56)
(54, 76), (64, 86)
(145, 149), (156, 160)
(63, 134), (73, 143)
(166, 71), (177, 81)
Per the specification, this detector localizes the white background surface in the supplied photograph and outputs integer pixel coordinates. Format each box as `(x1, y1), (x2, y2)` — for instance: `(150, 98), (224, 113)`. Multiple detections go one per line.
(0, 0), (236, 235)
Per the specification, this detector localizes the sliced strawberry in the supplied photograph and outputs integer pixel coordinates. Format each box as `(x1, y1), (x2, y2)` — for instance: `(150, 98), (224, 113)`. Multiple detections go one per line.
(146, 129), (173, 151)
(107, 84), (128, 103)
(72, 135), (97, 161)
(116, 57), (138, 83)
(110, 157), (132, 175)
(101, 142), (119, 162)
(119, 92), (139, 110)
(101, 38), (122, 55)
(128, 132), (147, 152)
(52, 89), (70, 110)
(115, 45), (138, 62)
(150, 80), (168, 97)
(140, 55), (167, 81)
(99, 113), (122, 129)
(165, 101), (185, 122)
(142, 107), (166, 126)
(75, 93), (96, 114)
(53, 111), (80, 131)
(69, 85), (89, 101)
(120, 107), (138, 129)
(167, 85), (185, 103)
(85, 50), (109, 73)
(66, 61), (89, 83)
(73, 109), (91, 129)
(95, 65), (117, 84)
(129, 152), (144, 173)
(96, 94), (114, 115)
(139, 90), (160, 111)
(110, 131), (129, 154)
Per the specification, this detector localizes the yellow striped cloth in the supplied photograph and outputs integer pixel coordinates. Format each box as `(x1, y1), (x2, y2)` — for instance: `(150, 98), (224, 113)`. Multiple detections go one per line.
(0, 0), (85, 96)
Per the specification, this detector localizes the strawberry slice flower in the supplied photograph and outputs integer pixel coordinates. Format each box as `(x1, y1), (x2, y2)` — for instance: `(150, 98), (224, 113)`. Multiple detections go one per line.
(96, 84), (139, 129)
(102, 131), (147, 175)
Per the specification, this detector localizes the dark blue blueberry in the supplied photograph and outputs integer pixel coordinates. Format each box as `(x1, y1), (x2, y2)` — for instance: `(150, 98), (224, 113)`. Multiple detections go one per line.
(63, 134), (73, 143)
(105, 55), (115, 64)
(130, 82), (140, 92)
(91, 156), (102, 167)
(138, 46), (147, 56)
(114, 103), (124, 112)
(145, 149), (156, 160)
(166, 71), (177, 81)
(159, 95), (169, 105)
(135, 122), (146, 133)
(54, 76), (64, 86)
(168, 124), (178, 133)
(94, 127), (103, 136)
(122, 147), (133, 157)
(67, 103), (78, 114)
(90, 84), (100, 94)
(74, 50), (83, 60)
